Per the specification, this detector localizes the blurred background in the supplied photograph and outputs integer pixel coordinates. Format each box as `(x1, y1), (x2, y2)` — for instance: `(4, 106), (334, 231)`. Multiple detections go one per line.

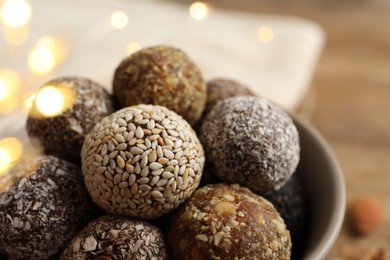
(0, 0), (389, 258)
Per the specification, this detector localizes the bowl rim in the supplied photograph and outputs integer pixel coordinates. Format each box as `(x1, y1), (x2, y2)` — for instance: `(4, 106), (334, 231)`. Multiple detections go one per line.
(293, 114), (346, 260)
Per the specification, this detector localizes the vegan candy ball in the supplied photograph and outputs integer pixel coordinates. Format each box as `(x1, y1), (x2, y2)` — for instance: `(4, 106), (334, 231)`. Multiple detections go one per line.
(113, 45), (207, 125)
(61, 215), (168, 259)
(264, 175), (309, 258)
(203, 78), (256, 119)
(200, 96), (300, 193)
(81, 104), (205, 219)
(168, 184), (292, 259)
(0, 155), (98, 259)
(26, 76), (114, 163)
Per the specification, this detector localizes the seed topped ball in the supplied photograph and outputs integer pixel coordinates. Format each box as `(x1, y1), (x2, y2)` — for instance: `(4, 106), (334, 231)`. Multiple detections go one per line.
(113, 45), (207, 125)
(0, 155), (98, 259)
(168, 184), (292, 260)
(61, 215), (168, 259)
(27, 76), (114, 163)
(200, 96), (300, 193)
(81, 104), (205, 219)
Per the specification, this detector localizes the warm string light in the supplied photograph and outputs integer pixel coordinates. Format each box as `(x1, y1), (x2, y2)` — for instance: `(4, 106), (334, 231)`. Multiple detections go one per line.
(29, 85), (76, 118)
(0, 0), (31, 28)
(27, 36), (68, 75)
(257, 26), (274, 44)
(126, 41), (142, 55)
(0, 137), (23, 174)
(110, 11), (128, 30)
(189, 2), (210, 21)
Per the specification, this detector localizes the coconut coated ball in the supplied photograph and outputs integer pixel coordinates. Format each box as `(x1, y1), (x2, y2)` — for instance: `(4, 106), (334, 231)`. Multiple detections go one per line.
(199, 96), (300, 193)
(26, 76), (114, 163)
(81, 104), (205, 219)
(113, 45), (207, 125)
(168, 184), (291, 260)
(0, 155), (98, 259)
(61, 215), (168, 259)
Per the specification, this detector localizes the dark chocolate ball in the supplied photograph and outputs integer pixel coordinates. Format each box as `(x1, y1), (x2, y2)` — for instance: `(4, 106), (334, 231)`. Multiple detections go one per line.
(199, 96), (300, 193)
(113, 45), (207, 125)
(26, 76), (114, 163)
(61, 215), (168, 259)
(0, 155), (98, 259)
(168, 183), (291, 259)
(263, 175), (309, 259)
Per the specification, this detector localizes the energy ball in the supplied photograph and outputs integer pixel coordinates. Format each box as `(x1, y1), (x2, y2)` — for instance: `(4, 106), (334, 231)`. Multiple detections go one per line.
(0, 155), (98, 259)
(200, 96), (300, 193)
(61, 215), (168, 259)
(81, 104), (205, 219)
(263, 175), (309, 259)
(168, 184), (292, 260)
(27, 76), (114, 163)
(204, 78), (256, 118)
(113, 45), (207, 125)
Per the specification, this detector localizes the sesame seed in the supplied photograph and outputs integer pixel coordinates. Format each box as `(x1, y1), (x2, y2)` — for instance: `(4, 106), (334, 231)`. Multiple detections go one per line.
(117, 143), (127, 151)
(149, 162), (163, 171)
(151, 190), (164, 198)
(128, 174), (136, 185)
(162, 172), (174, 179)
(137, 177), (149, 184)
(117, 156), (125, 169)
(115, 134), (126, 143)
(150, 176), (160, 186)
(130, 147), (143, 155)
(163, 149), (174, 160)
(135, 126), (144, 139)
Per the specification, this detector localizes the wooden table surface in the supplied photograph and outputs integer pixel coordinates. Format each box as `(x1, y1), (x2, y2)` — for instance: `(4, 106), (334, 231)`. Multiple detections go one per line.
(173, 0), (390, 258)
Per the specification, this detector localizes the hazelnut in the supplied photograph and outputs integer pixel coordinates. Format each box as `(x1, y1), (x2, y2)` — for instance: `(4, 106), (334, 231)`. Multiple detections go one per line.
(349, 196), (383, 235)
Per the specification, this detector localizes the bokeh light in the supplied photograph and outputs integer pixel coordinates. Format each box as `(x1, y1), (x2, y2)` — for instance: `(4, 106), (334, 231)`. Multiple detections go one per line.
(35, 86), (65, 117)
(189, 2), (210, 21)
(0, 137), (23, 174)
(28, 36), (56, 74)
(27, 36), (67, 75)
(126, 41), (142, 55)
(0, 0), (32, 28)
(257, 26), (274, 44)
(110, 11), (128, 29)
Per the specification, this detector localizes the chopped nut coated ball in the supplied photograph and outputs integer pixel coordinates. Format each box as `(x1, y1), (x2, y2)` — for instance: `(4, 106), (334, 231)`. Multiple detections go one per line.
(113, 45), (207, 125)
(168, 184), (292, 260)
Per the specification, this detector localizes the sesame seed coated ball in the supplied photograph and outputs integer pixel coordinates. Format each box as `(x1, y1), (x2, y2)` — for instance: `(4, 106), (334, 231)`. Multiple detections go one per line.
(81, 104), (205, 219)
(113, 45), (207, 125)
(168, 184), (292, 260)
(26, 76), (114, 164)
(199, 96), (300, 193)
(0, 155), (99, 259)
(61, 215), (168, 259)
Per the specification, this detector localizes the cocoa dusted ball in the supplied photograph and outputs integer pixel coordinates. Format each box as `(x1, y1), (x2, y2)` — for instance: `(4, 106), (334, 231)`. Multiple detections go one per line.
(81, 104), (205, 219)
(61, 215), (168, 259)
(168, 184), (292, 259)
(26, 76), (114, 163)
(0, 155), (98, 259)
(200, 96), (300, 193)
(113, 45), (207, 125)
